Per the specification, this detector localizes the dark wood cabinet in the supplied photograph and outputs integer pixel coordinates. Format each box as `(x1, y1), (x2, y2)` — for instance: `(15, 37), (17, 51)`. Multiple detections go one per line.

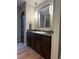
(27, 32), (35, 49)
(35, 34), (41, 53)
(30, 33), (35, 49)
(27, 31), (51, 59)
(27, 32), (31, 46)
(40, 36), (51, 59)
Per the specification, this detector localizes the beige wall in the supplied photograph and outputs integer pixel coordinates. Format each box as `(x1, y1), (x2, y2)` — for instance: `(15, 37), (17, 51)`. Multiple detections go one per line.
(26, 2), (35, 30)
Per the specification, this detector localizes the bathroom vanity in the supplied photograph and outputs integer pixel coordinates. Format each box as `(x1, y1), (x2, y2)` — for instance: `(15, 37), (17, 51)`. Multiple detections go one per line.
(27, 31), (52, 59)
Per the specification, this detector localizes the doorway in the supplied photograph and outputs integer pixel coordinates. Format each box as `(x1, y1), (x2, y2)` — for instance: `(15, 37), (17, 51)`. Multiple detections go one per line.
(21, 11), (26, 44)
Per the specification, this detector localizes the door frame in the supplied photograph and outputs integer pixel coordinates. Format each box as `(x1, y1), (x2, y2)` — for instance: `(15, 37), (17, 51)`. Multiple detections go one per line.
(20, 8), (26, 46)
(51, 0), (61, 59)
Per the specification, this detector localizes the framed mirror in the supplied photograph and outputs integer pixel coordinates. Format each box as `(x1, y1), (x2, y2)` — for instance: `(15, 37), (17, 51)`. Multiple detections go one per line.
(38, 5), (50, 28)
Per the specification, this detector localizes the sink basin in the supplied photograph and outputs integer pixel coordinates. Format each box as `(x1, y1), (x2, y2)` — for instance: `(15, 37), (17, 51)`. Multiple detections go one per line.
(30, 31), (52, 36)
(32, 31), (46, 34)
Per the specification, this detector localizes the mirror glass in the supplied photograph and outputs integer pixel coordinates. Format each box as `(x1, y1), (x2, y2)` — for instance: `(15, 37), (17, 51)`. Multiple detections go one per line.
(38, 5), (50, 27)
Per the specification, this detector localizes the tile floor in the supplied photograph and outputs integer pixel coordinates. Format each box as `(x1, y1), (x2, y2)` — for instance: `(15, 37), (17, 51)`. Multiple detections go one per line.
(17, 43), (45, 59)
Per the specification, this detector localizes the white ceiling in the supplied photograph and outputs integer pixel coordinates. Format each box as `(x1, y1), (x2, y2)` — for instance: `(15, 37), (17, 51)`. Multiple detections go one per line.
(26, 0), (46, 7)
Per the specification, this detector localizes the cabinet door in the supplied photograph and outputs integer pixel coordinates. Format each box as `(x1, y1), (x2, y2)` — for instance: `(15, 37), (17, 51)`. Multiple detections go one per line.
(35, 34), (41, 53)
(30, 33), (35, 49)
(40, 36), (51, 59)
(27, 32), (31, 46)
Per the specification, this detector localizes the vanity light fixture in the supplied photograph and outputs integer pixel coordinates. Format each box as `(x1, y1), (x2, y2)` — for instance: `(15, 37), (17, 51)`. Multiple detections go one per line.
(35, 11), (37, 19)
(49, 4), (53, 15)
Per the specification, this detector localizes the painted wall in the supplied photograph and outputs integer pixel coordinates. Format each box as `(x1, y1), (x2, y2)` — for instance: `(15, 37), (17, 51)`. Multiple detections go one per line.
(26, 2), (35, 30)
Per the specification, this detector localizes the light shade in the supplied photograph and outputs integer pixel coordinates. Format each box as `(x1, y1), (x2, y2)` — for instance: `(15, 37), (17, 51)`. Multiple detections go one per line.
(49, 4), (53, 15)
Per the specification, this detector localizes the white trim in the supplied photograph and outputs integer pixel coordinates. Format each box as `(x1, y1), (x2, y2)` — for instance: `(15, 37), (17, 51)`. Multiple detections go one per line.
(51, 0), (61, 59)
